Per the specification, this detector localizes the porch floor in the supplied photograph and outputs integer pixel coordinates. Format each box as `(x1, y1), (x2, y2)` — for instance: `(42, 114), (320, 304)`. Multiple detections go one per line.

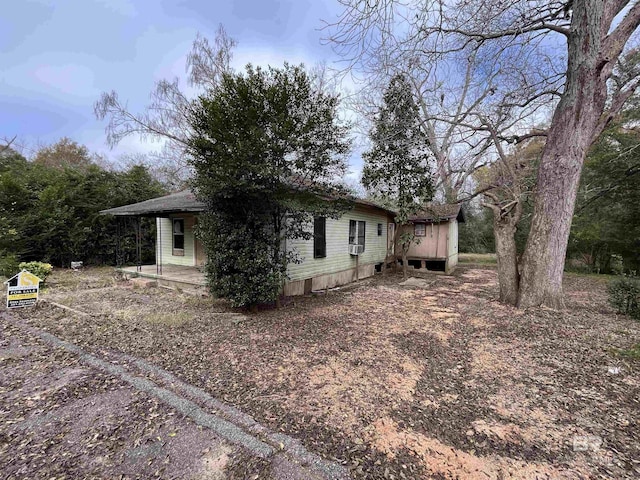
(118, 264), (207, 287)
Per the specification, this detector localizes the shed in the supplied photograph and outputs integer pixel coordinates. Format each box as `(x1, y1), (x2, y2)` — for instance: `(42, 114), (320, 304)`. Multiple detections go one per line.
(396, 203), (465, 273)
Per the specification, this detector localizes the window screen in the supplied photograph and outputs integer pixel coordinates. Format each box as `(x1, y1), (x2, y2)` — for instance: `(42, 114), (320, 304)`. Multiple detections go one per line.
(414, 223), (426, 236)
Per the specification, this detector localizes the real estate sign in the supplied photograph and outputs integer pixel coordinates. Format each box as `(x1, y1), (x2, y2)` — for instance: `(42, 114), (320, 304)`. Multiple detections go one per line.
(5, 270), (41, 308)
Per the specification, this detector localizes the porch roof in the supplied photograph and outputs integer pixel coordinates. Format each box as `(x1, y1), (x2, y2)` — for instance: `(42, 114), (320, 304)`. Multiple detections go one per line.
(100, 190), (205, 217)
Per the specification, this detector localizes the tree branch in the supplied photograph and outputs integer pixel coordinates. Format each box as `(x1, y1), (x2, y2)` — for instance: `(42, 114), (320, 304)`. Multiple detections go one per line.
(603, 2), (640, 63)
(0, 135), (17, 154)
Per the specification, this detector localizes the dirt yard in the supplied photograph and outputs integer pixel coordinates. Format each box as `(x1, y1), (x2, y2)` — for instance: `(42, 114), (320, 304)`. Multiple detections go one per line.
(6, 266), (640, 479)
(0, 318), (251, 479)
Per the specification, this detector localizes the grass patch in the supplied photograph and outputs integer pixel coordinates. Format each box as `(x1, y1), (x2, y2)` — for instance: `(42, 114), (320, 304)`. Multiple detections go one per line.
(458, 253), (497, 264)
(47, 267), (116, 291)
(615, 343), (640, 360)
(564, 270), (616, 282)
(181, 294), (220, 308)
(114, 308), (192, 327)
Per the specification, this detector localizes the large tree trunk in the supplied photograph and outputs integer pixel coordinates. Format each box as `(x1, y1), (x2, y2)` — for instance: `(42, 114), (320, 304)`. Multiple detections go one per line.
(494, 222), (519, 305)
(517, 0), (613, 308)
(402, 247), (408, 280)
(516, 135), (588, 308)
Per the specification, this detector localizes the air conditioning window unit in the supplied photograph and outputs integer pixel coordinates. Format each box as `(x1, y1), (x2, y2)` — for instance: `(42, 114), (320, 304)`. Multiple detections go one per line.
(349, 244), (363, 255)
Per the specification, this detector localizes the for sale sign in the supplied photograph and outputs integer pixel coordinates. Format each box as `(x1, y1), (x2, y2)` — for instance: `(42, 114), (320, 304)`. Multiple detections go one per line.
(5, 270), (41, 308)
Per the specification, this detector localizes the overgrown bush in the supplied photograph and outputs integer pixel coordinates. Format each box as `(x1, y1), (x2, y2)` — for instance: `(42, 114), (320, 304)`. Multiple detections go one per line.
(0, 253), (20, 278)
(200, 215), (289, 308)
(0, 147), (165, 268)
(610, 254), (625, 275)
(608, 276), (640, 319)
(18, 261), (53, 283)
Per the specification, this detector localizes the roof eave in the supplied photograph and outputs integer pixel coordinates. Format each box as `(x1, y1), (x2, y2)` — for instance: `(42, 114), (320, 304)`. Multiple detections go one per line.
(100, 207), (205, 217)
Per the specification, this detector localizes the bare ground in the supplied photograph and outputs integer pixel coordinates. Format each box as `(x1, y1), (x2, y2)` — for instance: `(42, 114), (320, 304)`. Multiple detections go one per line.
(7, 265), (640, 479)
(0, 320), (244, 479)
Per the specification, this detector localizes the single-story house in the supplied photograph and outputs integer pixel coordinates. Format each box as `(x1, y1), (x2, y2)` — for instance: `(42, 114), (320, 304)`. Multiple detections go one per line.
(101, 190), (396, 295)
(396, 203), (465, 274)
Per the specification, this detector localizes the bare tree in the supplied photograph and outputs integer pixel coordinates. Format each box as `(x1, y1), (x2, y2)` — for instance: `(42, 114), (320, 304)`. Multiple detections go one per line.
(0, 136), (17, 156)
(95, 25), (337, 190)
(327, 2), (558, 203)
(329, 0), (640, 308)
(33, 137), (97, 171)
(94, 25), (237, 186)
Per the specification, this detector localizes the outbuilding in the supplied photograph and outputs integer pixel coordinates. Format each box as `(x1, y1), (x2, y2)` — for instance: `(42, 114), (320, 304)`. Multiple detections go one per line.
(396, 203), (465, 274)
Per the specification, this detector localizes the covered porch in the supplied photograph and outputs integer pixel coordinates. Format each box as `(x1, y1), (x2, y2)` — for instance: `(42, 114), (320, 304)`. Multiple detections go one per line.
(101, 191), (208, 292)
(118, 264), (207, 291)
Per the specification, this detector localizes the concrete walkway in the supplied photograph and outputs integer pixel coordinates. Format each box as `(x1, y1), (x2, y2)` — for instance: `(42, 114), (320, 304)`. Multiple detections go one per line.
(2, 312), (350, 480)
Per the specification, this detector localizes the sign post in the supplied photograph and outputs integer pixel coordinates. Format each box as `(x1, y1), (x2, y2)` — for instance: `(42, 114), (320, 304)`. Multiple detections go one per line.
(5, 270), (42, 309)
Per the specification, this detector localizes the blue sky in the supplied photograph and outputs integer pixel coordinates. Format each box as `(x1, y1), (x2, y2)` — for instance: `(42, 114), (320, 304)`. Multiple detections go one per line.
(1, 0), (351, 166)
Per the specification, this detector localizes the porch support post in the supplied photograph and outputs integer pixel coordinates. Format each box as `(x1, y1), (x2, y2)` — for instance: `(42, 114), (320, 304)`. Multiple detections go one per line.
(157, 217), (163, 276)
(135, 217), (142, 272)
(115, 218), (122, 267)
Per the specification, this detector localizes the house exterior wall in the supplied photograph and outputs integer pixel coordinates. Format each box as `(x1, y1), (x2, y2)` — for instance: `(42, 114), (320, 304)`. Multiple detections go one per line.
(157, 215), (197, 267)
(284, 205), (391, 295)
(153, 205), (392, 295)
(400, 221), (450, 259)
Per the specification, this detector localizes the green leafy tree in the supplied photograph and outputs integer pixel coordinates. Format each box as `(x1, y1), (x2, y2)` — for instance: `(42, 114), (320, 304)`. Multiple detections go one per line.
(570, 124), (640, 273)
(458, 206), (495, 254)
(361, 74), (433, 279)
(189, 63), (351, 308)
(0, 141), (165, 270)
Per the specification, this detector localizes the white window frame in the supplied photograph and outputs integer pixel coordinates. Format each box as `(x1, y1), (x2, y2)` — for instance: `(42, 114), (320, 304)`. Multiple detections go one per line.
(172, 218), (185, 256)
(349, 220), (366, 252)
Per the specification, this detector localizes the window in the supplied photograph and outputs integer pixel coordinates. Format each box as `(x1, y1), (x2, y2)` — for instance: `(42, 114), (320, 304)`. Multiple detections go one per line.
(414, 223), (426, 236)
(173, 218), (185, 254)
(313, 217), (326, 258)
(349, 220), (366, 251)
(377, 223), (383, 236)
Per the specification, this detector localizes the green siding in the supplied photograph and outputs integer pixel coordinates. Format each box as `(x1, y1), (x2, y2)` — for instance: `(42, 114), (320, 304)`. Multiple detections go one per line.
(157, 216), (196, 266)
(287, 205), (389, 281)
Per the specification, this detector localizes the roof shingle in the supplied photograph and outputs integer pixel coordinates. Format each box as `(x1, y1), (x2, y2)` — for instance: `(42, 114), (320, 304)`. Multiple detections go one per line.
(100, 190), (205, 217)
(408, 203), (465, 223)
(100, 189), (395, 217)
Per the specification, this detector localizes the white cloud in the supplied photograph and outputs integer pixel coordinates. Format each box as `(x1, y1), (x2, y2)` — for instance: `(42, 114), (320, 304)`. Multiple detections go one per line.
(32, 63), (98, 97)
(90, 0), (137, 17)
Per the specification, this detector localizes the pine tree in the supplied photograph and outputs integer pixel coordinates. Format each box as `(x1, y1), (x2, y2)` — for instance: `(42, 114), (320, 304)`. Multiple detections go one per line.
(362, 74), (433, 278)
